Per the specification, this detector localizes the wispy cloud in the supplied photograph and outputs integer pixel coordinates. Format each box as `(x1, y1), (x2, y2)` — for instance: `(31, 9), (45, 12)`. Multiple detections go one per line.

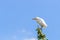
(21, 29), (27, 33)
(10, 28), (35, 40)
(23, 38), (37, 40)
(17, 28), (33, 35)
(12, 35), (16, 40)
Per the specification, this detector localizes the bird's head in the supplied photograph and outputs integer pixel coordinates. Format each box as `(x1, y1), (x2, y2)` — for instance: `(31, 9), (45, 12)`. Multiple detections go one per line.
(32, 17), (41, 20)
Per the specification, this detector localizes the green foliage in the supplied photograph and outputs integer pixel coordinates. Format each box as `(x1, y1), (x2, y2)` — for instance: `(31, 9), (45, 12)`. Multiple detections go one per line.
(36, 27), (48, 40)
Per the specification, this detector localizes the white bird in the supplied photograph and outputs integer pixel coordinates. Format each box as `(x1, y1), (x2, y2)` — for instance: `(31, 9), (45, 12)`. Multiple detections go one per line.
(32, 17), (47, 28)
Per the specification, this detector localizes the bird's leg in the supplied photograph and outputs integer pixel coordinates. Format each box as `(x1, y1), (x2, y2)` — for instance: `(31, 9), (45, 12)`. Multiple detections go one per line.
(40, 26), (43, 31)
(37, 25), (42, 31)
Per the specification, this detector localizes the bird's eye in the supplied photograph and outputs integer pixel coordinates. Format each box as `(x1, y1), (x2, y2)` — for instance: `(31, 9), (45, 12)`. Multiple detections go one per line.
(40, 21), (42, 23)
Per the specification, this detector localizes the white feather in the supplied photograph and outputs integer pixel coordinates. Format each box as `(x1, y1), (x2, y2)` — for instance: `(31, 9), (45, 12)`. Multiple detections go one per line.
(33, 17), (47, 28)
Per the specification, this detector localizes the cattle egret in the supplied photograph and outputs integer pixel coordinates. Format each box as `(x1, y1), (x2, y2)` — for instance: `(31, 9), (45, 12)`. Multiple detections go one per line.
(32, 17), (47, 28)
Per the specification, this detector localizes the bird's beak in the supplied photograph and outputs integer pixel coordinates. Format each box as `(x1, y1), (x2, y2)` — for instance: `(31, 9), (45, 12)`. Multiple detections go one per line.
(32, 18), (36, 20)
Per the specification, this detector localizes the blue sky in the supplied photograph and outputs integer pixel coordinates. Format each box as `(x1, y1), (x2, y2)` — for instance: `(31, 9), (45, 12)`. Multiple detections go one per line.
(0, 0), (60, 40)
